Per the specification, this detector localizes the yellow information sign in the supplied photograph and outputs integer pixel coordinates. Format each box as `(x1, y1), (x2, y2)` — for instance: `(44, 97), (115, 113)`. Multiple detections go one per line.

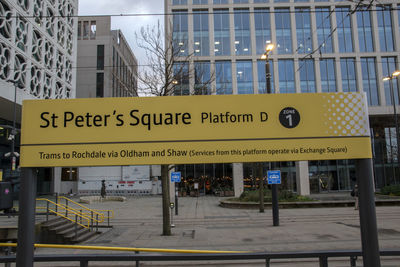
(20, 93), (372, 167)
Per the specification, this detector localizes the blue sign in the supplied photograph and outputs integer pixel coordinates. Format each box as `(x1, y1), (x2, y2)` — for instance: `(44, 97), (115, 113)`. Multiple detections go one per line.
(267, 170), (281, 185)
(171, 172), (181, 183)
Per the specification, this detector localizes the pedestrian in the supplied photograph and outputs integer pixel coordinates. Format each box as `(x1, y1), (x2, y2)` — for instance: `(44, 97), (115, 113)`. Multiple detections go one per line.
(101, 180), (106, 199)
(351, 184), (359, 210)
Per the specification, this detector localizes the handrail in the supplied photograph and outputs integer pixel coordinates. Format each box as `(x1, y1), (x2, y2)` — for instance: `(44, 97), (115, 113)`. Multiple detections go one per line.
(36, 198), (90, 229)
(0, 243), (246, 254)
(0, 244), (399, 267)
(57, 196), (106, 222)
(57, 196), (114, 222)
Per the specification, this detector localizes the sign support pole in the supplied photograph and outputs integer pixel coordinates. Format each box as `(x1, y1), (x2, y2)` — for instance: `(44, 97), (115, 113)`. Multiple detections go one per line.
(271, 184), (279, 226)
(16, 167), (37, 267)
(175, 183), (178, 216)
(355, 158), (381, 267)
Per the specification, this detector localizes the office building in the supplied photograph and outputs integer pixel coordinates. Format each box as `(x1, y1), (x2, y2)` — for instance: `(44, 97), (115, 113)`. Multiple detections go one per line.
(74, 16), (160, 196)
(165, 0), (400, 196)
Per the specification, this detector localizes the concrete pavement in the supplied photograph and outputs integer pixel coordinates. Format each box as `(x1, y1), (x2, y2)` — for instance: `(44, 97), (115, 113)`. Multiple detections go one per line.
(30, 195), (400, 266)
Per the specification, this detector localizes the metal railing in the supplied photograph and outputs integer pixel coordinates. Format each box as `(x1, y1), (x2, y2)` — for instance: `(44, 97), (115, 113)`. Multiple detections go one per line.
(36, 196), (114, 232)
(56, 196), (114, 228)
(36, 198), (91, 229)
(0, 243), (399, 267)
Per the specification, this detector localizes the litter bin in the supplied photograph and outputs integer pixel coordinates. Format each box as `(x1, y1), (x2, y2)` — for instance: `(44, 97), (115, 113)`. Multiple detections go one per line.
(0, 182), (13, 212)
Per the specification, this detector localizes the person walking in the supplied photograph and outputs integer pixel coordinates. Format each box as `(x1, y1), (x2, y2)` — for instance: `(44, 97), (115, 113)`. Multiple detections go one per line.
(351, 184), (359, 210)
(101, 180), (106, 199)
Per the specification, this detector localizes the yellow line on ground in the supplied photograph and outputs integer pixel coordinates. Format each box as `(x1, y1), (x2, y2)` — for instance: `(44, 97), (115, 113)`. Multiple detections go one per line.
(0, 243), (249, 254)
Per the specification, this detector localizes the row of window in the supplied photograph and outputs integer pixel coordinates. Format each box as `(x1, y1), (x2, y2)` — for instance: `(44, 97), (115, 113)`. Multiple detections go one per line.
(173, 57), (399, 107)
(111, 46), (137, 97)
(173, 0), (354, 4)
(173, 6), (398, 57)
(77, 21), (96, 40)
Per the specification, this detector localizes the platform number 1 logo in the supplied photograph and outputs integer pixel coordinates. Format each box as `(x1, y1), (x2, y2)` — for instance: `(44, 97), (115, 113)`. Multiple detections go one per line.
(279, 107), (300, 128)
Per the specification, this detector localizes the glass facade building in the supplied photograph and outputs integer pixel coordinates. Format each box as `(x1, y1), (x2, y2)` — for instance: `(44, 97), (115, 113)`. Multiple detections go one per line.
(167, 0), (400, 195)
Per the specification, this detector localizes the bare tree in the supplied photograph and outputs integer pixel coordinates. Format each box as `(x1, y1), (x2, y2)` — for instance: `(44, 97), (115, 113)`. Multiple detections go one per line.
(135, 20), (214, 236)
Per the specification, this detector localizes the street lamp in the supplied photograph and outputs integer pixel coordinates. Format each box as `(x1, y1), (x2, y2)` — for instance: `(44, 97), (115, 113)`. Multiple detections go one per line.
(261, 42), (274, 94)
(383, 70), (400, 183)
(260, 42), (279, 226)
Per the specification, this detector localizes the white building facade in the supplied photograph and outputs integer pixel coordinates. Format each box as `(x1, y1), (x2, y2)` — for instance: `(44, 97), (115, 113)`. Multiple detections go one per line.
(0, 0), (78, 195)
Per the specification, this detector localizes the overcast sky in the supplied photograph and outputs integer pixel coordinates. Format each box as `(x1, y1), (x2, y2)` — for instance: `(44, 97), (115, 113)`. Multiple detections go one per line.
(78, 0), (164, 65)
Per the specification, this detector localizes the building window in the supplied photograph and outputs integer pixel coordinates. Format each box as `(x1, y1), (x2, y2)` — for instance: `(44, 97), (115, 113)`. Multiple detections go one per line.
(83, 21), (89, 39)
(193, 0), (207, 4)
(336, 7), (353, 53)
(320, 59), (336, 92)
(254, 8), (271, 55)
(173, 62), (190, 95)
(357, 10), (373, 52)
(193, 10), (209, 56)
(299, 59), (315, 93)
(97, 45), (104, 70)
(213, 0), (228, 3)
(278, 59), (295, 93)
(361, 58), (379, 106)
(377, 6), (394, 52)
(236, 61), (253, 94)
(340, 58), (356, 92)
(194, 61), (211, 95)
(382, 57), (399, 105)
(215, 61), (232, 95)
(90, 21), (96, 39)
(96, 73), (104, 97)
(173, 11), (188, 57)
(315, 8), (333, 54)
(385, 127), (398, 163)
(172, 0), (187, 5)
(234, 0), (248, 3)
(275, 8), (292, 54)
(77, 21), (81, 39)
(61, 168), (78, 181)
(295, 8), (312, 54)
(234, 9), (251, 56)
(257, 60), (274, 94)
(254, 0), (268, 2)
(214, 9), (230, 56)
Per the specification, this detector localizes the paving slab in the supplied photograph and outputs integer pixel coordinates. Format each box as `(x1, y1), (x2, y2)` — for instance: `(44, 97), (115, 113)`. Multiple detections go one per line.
(22, 195), (400, 266)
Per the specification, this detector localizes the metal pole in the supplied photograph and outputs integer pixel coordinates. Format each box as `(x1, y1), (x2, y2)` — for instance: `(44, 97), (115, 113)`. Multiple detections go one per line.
(11, 83), (17, 171)
(265, 56), (279, 226)
(259, 163), (264, 213)
(265, 57), (271, 94)
(355, 158), (381, 267)
(16, 168), (37, 267)
(175, 183), (178, 216)
(271, 184), (279, 226)
(55, 192), (58, 213)
(389, 78), (400, 184)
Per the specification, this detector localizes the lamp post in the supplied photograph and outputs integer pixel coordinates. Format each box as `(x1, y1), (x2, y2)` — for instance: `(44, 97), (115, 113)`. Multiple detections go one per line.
(261, 42), (279, 225)
(383, 70), (400, 184)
